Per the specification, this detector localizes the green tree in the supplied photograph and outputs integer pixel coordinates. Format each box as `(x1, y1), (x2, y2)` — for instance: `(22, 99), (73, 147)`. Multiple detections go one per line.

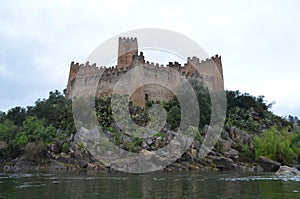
(16, 116), (56, 146)
(6, 106), (27, 126)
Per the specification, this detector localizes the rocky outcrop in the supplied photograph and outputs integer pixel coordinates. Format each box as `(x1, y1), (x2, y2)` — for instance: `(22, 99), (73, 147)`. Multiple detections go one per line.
(213, 157), (237, 171)
(258, 156), (281, 171)
(3, 125), (291, 173)
(275, 166), (300, 176)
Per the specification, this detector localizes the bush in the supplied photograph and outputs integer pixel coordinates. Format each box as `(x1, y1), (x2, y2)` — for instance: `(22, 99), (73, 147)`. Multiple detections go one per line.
(254, 126), (298, 164)
(16, 116), (56, 147)
(61, 142), (70, 153)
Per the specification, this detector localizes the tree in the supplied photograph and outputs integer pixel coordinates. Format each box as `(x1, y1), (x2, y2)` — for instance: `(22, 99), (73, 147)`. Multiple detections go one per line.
(6, 107), (27, 126)
(16, 116), (56, 146)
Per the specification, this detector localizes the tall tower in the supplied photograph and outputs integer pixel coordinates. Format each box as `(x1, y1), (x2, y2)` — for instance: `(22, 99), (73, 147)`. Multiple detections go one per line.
(118, 37), (138, 69)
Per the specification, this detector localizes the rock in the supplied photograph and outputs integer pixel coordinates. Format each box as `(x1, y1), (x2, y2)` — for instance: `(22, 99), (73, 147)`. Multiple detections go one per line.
(141, 141), (151, 150)
(275, 166), (300, 176)
(0, 141), (8, 150)
(258, 156), (281, 171)
(67, 133), (75, 142)
(255, 164), (264, 172)
(111, 122), (124, 134)
(229, 127), (254, 149)
(225, 148), (239, 159)
(219, 139), (234, 153)
(146, 138), (153, 146)
(154, 139), (163, 148)
(47, 160), (67, 171)
(13, 156), (32, 171)
(237, 165), (247, 172)
(165, 133), (175, 143)
(48, 143), (61, 154)
(213, 157), (237, 171)
(57, 152), (88, 168)
(221, 130), (229, 139)
(247, 167), (255, 172)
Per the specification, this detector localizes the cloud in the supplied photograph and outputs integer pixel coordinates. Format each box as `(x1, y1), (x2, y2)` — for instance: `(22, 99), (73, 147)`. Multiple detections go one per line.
(0, 0), (299, 117)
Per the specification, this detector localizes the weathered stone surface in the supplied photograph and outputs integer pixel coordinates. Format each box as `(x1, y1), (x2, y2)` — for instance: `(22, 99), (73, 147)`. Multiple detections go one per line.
(47, 160), (68, 171)
(57, 153), (87, 168)
(48, 143), (61, 154)
(0, 141), (8, 150)
(219, 139), (232, 153)
(225, 148), (239, 159)
(229, 127), (254, 149)
(275, 166), (300, 176)
(13, 156), (32, 171)
(66, 38), (224, 108)
(254, 164), (264, 172)
(213, 157), (237, 171)
(141, 141), (151, 150)
(258, 156), (281, 171)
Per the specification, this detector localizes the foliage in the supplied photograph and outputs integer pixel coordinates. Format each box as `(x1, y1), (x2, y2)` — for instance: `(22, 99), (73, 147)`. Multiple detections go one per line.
(95, 96), (113, 128)
(0, 87), (298, 163)
(29, 90), (76, 135)
(17, 116), (56, 145)
(225, 91), (291, 133)
(6, 107), (27, 126)
(61, 142), (70, 153)
(166, 106), (181, 130)
(254, 126), (299, 164)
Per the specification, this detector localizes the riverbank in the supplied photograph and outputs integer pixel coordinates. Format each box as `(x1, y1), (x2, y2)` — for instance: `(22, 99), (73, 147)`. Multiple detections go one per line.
(2, 125), (299, 173)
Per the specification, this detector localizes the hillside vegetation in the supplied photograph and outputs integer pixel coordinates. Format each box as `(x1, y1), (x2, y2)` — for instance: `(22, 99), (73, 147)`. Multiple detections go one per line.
(0, 87), (300, 166)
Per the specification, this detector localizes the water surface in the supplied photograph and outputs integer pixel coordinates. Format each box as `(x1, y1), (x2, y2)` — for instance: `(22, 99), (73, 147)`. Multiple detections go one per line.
(0, 171), (299, 198)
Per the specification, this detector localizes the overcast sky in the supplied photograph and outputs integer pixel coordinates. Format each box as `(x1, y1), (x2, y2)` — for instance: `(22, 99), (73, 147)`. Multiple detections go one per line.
(0, 0), (299, 117)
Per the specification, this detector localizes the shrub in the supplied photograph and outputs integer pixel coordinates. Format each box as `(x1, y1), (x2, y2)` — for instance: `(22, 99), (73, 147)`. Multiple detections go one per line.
(62, 142), (70, 153)
(254, 126), (298, 164)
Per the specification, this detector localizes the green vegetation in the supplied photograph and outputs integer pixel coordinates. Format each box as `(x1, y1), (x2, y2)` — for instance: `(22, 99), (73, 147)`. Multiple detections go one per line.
(254, 126), (300, 164)
(0, 90), (75, 158)
(0, 86), (299, 165)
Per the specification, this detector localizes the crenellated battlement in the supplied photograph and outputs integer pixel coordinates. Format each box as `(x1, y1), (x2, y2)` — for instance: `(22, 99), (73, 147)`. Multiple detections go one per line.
(66, 37), (224, 107)
(119, 37), (137, 42)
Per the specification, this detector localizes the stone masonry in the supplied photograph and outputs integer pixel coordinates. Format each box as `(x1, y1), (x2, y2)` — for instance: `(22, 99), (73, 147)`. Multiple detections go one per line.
(66, 37), (224, 108)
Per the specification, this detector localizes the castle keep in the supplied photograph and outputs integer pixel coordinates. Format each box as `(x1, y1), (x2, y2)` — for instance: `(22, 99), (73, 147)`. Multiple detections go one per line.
(66, 37), (224, 107)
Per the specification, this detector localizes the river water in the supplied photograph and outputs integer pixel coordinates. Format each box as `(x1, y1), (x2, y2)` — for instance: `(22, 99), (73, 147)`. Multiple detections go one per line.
(0, 171), (299, 198)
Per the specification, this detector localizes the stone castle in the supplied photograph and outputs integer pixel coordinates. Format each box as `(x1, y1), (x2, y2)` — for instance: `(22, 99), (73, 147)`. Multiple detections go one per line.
(66, 37), (224, 107)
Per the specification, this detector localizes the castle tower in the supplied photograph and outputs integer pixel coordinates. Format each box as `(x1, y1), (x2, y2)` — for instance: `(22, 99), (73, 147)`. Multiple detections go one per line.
(66, 61), (80, 98)
(118, 37), (138, 69)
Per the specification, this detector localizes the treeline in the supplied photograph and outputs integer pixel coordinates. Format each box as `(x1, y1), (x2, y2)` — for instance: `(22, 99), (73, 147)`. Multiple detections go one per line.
(0, 87), (299, 164)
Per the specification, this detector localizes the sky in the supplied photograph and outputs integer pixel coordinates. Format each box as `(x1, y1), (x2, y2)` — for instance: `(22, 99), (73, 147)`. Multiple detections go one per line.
(0, 0), (299, 117)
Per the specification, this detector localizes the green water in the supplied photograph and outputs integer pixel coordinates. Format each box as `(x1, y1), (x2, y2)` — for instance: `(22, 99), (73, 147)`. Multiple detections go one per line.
(0, 171), (299, 198)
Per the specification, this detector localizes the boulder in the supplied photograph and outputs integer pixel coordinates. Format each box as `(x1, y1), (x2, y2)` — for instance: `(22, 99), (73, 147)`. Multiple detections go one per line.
(254, 164), (264, 172)
(213, 157), (237, 171)
(258, 156), (281, 171)
(0, 141), (8, 150)
(47, 160), (67, 171)
(48, 143), (61, 154)
(141, 141), (151, 150)
(229, 127), (254, 149)
(225, 148), (239, 159)
(275, 166), (300, 176)
(13, 156), (32, 171)
(58, 152), (88, 168)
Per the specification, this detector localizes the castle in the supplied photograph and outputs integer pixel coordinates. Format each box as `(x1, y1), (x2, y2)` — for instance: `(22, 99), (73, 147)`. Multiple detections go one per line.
(66, 37), (224, 107)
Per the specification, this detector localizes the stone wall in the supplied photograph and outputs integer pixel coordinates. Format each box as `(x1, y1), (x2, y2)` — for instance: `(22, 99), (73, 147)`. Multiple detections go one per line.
(66, 37), (224, 108)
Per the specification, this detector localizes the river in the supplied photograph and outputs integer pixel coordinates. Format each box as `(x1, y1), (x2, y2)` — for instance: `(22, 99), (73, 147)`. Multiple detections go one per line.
(0, 171), (299, 198)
